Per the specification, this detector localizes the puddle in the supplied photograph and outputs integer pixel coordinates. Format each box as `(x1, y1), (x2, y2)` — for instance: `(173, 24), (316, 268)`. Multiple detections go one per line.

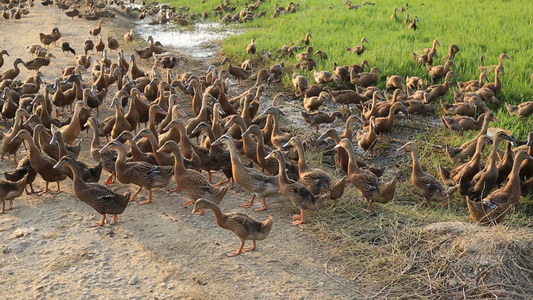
(134, 20), (242, 59)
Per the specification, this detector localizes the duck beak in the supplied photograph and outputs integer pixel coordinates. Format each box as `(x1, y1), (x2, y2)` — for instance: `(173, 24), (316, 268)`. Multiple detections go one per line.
(333, 144), (340, 149)
(53, 161), (62, 169)
(264, 153), (273, 160)
(282, 141), (291, 148)
(50, 135), (58, 145)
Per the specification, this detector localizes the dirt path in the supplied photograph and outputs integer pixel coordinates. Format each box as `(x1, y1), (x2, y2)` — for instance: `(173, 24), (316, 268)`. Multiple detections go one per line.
(0, 5), (360, 299)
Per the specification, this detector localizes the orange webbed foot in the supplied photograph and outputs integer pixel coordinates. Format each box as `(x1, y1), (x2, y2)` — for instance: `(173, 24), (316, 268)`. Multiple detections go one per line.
(139, 199), (152, 205)
(239, 203), (253, 208)
(291, 220), (304, 226)
(182, 200), (194, 207)
(254, 206), (267, 212)
(226, 251), (241, 257)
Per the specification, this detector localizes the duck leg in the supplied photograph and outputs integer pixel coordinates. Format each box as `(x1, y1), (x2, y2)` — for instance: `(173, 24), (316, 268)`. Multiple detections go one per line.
(226, 240), (245, 257)
(208, 171), (212, 183)
(0, 201), (5, 213)
(26, 183), (41, 195)
(110, 214), (119, 225)
(214, 178), (231, 187)
(243, 240), (257, 252)
(129, 186), (143, 202)
(240, 194), (256, 208)
(39, 182), (51, 195)
(104, 173), (115, 185)
(56, 181), (61, 193)
(8, 200), (13, 210)
(170, 184), (182, 193)
(139, 189), (153, 205)
(90, 214), (107, 227)
(291, 208), (305, 225)
(254, 196), (268, 211)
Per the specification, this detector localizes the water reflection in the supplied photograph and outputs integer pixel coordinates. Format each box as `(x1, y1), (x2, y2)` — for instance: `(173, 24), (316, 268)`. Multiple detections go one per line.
(134, 21), (241, 59)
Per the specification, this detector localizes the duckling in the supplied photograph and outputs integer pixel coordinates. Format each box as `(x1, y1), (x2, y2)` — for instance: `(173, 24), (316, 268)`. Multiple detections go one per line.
(99, 140), (173, 205)
(466, 151), (533, 225)
(459, 132), (516, 200)
(246, 38), (256, 54)
(299, 32), (313, 45)
(335, 139), (397, 213)
(345, 37), (368, 55)
(441, 98), (477, 117)
(300, 111), (342, 133)
(192, 199), (273, 257)
(292, 72), (308, 97)
(212, 135), (279, 211)
(266, 150), (329, 225)
(483, 66), (504, 94)
(478, 53), (510, 74)
(398, 141), (451, 206)
(158, 141), (228, 212)
(505, 101), (533, 118)
(0, 174), (27, 213)
(53, 156), (129, 226)
(386, 75), (406, 91)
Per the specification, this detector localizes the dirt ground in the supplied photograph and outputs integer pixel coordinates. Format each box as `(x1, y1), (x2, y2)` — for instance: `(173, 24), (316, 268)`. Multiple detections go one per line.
(0, 5), (365, 300)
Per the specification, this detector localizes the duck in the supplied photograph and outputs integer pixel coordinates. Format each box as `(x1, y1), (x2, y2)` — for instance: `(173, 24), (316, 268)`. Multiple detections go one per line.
(0, 108), (30, 164)
(518, 132), (533, 180)
(466, 151), (533, 225)
(292, 72), (309, 97)
(300, 111), (342, 133)
(439, 135), (493, 187)
(506, 101), (533, 118)
(190, 122), (233, 186)
(124, 29), (135, 46)
(0, 49), (9, 68)
(95, 35), (105, 54)
(11, 129), (68, 194)
(0, 58), (26, 81)
(357, 116), (378, 156)
(58, 100), (91, 145)
(109, 97), (132, 139)
(0, 174), (27, 213)
(398, 141), (451, 206)
(303, 91), (331, 112)
(83, 38), (95, 55)
(50, 127), (102, 183)
(39, 32), (55, 48)
(157, 141), (228, 212)
(246, 38), (256, 54)
(368, 102), (408, 133)
(314, 70), (338, 85)
(221, 57), (250, 85)
(335, 139), (397, 212)
(266, 150), (329, 225)
(85, 117), (117, 185)
(459, 132), (516, 200)
(385, 75), (406, 91)
(440, 112), (487, 132)
(345, 37), (368, 55)
(351, 66), (382, 87)
(441, 98), (477, 117)
(478, 53), (510, 74)
(407, 15), (418, 30)
(114, 130), (157, 165)
(483, 66), (504, 94)
(427, 60), (455, 82)
(192, 199), (273, 257)
(24, 53), (56, 72)
(299, 32), (313, 45)
(1, 88), (20, 121)
(496, 138), (516, 186)
(89, 20), (104, 37)
(132, 128), (175, 167)
(458, 73), (488, 92)
(424, 71), (458, 103)
(445, 112), (498, 163)
(99, 140), (173, 205)
(224, 114), (259, 163)
(443, 44), (460, 60)
(259, 106), (292, 149)
(285, 137), (346, 203)
(53, 156), (129, 226)
(333, 62), (350, 82)
(211, 135), (279, 211)
(241, 124), (285, 177)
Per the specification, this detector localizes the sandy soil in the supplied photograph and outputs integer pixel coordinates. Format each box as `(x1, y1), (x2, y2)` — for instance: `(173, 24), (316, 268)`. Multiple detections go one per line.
(0, 5), (361, 300)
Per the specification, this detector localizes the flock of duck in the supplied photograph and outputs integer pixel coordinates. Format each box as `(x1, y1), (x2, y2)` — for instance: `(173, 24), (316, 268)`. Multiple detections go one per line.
(0, 1), (532, 257)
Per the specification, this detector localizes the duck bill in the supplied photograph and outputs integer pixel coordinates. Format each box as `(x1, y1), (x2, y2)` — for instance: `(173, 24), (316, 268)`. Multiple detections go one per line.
(264, 153), (273, 160)
(53, 161), (62, 169)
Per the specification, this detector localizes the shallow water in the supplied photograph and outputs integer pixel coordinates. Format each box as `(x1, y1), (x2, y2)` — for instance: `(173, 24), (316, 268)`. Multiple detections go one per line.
(134, 20), (241, 59)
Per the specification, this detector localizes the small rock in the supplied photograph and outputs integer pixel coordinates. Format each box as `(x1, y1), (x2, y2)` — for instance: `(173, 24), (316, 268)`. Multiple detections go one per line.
(129, 276), (138, 285)
(155, 233), (164, 238)
(449, 279), (458, 287)
(7, 270), (14, 275)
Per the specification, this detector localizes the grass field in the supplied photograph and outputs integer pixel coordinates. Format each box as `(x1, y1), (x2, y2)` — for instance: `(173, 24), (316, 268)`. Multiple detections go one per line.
(167, 0), (533, 138)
